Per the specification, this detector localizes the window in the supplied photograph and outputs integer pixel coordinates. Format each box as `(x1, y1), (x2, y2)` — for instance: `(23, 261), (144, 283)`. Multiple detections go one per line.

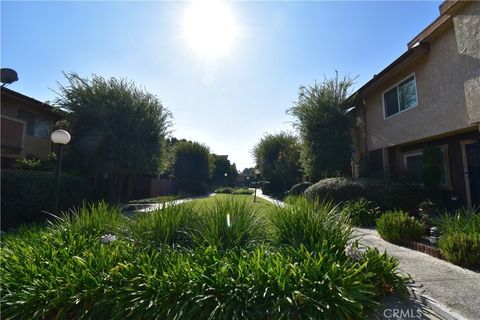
(404, 147), (449, 186)
(383, 74), (418, 118)
(17, 109), (50, 139)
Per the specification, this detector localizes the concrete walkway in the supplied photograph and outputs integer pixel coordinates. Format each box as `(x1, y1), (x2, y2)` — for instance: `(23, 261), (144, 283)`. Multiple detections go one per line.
(258, 193), (479, 320)
(356, 228), (480, 320)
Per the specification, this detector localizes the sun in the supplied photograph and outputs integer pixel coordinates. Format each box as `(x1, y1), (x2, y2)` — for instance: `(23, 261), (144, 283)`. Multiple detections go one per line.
(182, 0), (238, 59)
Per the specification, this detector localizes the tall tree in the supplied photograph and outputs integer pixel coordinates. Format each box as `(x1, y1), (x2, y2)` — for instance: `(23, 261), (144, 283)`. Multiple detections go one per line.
(56, 73), (171, 203)
(173, 141), (210, 182)
(253, 132), (302, 194)
(287, 72), (355, 181)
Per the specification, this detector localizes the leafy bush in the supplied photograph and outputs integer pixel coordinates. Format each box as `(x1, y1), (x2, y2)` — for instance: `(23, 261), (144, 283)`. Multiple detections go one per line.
(288, 182), (312, 196)
(436, 208), (480, 268)
(214, 186), (233, 194)
(215, 187), (253, 195)
(270, 196), (352, 251)
(192, 197), (266, 249)
(376, 211), (425, 244)
(1, 170), (92, 229)
(1, 200), (409, 319)
(173, 141), (210, 182)
(343, 198), (381, 227)
(176, 179), (209, 195)
(304, 177), (424, 211)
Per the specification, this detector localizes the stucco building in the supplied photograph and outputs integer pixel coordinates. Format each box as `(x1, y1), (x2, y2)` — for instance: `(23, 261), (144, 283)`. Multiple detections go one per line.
(1, 87), (61, 167)
(351, 0), (480, 207)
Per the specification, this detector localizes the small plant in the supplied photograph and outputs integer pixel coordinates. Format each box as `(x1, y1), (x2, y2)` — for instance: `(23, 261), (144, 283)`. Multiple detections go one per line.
(416, 199), (442, 227)
(376, 211), (425, 244)
(214, 186), (233, 194)
(191, 197), (267, 249)
(215, 187), (253, 195)
(342, 198), (381, 227)
(15, 154), (42, 170)
(436, 207), (480, 268)
(270, 196), (352, 251)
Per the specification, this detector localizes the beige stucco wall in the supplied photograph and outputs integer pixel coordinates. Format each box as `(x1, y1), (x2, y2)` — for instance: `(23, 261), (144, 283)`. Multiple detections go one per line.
(363, 2), (480, 151)
(1, 95), (55, 159)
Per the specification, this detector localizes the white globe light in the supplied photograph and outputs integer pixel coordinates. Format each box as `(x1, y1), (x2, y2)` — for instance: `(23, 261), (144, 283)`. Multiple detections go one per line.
(51, 129), (71, 145)
(255, 169), (260, 175)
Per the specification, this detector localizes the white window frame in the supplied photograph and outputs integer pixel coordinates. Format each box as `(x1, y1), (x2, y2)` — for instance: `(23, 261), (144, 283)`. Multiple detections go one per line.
(382, 73), (419, 119)
(402, 146), (451, 189)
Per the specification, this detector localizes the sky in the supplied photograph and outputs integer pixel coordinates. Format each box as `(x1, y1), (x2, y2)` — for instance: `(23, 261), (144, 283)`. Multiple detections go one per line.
(1, 0), (441, 170)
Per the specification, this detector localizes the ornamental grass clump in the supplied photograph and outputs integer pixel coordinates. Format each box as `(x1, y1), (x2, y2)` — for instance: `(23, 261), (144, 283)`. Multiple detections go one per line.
(269, 196), (352, 252)
(128, 202), (196, 248)
(376, 210), (425, 244)
(342, 198), (381, 227)
(1, 199), (410, 319)
(191, 197), (267, 249)
(436, 207), (480, 268)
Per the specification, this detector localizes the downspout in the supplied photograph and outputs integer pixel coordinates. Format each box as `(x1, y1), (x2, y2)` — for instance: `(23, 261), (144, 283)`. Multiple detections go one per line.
(362, 98), (368, 157)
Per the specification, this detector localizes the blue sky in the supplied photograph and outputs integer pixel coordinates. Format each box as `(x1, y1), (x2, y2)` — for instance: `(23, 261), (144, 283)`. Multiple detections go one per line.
(1, 1), (441, 170)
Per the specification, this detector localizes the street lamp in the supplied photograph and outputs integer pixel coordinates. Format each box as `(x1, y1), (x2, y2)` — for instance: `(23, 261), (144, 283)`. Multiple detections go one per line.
(51, 129), (71, 214)
(253, 169), (260, 202)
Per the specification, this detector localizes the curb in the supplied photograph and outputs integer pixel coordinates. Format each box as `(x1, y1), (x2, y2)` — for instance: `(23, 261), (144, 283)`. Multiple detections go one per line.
(407, 287), (470, 320)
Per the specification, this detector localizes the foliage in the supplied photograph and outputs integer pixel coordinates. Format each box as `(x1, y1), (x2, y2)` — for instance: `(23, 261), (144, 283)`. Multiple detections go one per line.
(173, 141), (210, 182)
(436, 207), (480, 268)
(253, 131), (302, 194)
(269, 196), (352, 251)
(376, 211), (425, 244)
(176, 179), (209, 196)
(1, 169), (92, 229)
(210, 154), (236, 186)
(422, 146), (443, 197)
(1, 200), (408, 319)
(342, 198), (381, 227)
(128, 202), (196, 248)
(287, 72), (356, 180)
(304, 177), (424, 212)
(214, 187), (253, 195)
(288, 182), (312, 196)
(191, 197), (267, 249)
(55, 72), (171, 203)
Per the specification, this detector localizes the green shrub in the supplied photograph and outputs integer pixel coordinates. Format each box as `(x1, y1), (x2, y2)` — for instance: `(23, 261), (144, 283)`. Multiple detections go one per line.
(436, 208), (480, 268)
(173, 141), (210, 182)
(128, 202), (196, 248)
(304, 177), (424, 212)
(270, 196), (352, 251)
(288, 182), (312, 196)
(343, 198), (381, 227)
(215, 187), (253, 195)
(176, 179), (209, 195)
(1, 169), (92, 229)
(192, 197), (267, 249)
(376, 211), (425, 244)
(0, 201), (409, 319)
(214, 186), (233, 194)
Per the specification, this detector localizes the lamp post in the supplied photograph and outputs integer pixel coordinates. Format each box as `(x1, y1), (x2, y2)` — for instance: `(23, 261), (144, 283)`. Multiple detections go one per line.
(51, 129), (71, 214)
(253, 169), (260, 202)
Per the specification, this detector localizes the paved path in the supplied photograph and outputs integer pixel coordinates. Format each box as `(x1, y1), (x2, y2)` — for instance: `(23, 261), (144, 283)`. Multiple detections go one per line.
(258, 192), (479, 320)
(356, 228), (480, 320)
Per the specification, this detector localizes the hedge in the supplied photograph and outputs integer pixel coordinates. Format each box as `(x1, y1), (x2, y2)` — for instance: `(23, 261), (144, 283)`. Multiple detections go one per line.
(1, 170), (92, 230)
(175, 179), (209, 196)
(288, 182), (312, 196)
(304, 177), (424, 211)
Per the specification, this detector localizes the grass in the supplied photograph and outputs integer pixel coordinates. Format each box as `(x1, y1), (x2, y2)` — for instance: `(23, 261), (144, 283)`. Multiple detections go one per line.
(1, 198), (409, 319)
(193, 194), (274, 213)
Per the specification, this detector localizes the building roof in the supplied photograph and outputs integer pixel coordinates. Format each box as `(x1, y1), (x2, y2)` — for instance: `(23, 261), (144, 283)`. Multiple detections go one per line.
(1, 86), (59, 116)
(350, 0), (466, 104)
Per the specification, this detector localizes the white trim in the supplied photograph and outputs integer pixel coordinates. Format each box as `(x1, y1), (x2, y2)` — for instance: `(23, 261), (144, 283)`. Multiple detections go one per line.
(0, 114), (27, 150)
(382, 73), (419, 120)
(460, 139), (477, 208)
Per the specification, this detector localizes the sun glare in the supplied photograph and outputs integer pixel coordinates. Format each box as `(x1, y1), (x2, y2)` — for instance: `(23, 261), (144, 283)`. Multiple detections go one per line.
(182, 0), (238, 59)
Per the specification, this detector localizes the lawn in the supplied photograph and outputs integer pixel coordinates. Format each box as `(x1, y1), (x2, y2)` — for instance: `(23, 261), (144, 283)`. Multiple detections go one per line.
(1, 196), (409, 319)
